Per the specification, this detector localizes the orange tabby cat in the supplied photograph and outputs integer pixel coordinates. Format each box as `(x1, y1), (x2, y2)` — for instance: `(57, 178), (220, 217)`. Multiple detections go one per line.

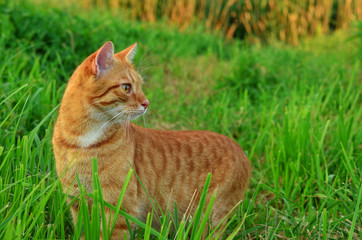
(52, 41), (251, 239)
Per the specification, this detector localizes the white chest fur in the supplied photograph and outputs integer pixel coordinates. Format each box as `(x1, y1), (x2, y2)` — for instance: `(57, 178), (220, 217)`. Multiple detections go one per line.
(78, 122), (109, 148)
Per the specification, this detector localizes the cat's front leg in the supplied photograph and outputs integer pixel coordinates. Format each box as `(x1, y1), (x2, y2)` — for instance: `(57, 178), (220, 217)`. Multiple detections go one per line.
(100, 200), (139, 240)
(100, 181), (139, 240)
(59, 177), (83, 226)
(100, 210), (128, 240)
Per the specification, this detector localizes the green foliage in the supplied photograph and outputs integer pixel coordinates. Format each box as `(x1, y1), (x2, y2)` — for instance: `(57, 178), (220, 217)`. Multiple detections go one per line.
(0, 1), (361, 239)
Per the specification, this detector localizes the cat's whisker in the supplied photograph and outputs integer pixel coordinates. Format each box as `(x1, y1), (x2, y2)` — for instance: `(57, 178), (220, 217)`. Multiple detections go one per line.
(143, 109), (157, 122)
(92, 107), (127, 118)
(128, 118), (131, 138)
(140, 66), (161, 71)
(124, 116), (128, 138)
(120, 113), (129, 138)
(84, 104), (129, 120)
(138, 54), (157, 71)
(139, 66), (162, 76)
(136, 49), (149, 70)
(138, 60), (158, 73)
(140, 51), (158, 65)
(139, 56), (156, 67)
(74, 108), (126, 126)
(137, 48), (153, 72)
(142, 115), (148, 138)
(138, 61), (155, 71)
(125, 115), (131, 139)
(96, 111), (127, 136)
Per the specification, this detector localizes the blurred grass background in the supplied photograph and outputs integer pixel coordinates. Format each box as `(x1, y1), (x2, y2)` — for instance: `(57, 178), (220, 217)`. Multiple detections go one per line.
(0, 0), (361, 239)
(35, 0), (362, 45)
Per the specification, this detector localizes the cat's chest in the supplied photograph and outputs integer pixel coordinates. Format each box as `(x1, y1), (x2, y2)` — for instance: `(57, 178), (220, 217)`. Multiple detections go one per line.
(78, 122), (110, 148)
(70, 147), (134, 188)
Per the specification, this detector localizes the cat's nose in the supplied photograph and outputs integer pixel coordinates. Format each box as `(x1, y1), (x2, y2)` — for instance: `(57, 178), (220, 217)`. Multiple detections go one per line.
(141, 100), (149, 109)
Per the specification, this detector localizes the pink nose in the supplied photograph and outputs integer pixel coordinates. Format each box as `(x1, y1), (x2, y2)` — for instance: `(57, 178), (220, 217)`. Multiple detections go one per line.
(141, 100), (149, 109)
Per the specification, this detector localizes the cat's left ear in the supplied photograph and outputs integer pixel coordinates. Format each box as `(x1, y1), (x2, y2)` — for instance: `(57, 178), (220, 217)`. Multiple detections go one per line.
(114, 43), (137, 63)
(94, 41), (114, 77)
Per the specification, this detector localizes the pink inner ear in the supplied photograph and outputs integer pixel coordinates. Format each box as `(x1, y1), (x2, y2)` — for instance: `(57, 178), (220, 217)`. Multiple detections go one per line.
(126, 43), (137, 61)
(114, 42), (137, 62)
(95, 41), (114, 76)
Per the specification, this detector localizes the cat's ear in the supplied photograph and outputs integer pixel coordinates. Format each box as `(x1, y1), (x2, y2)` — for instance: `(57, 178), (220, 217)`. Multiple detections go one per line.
(114, 43), (137, 63)
(94, 41), (114, 77)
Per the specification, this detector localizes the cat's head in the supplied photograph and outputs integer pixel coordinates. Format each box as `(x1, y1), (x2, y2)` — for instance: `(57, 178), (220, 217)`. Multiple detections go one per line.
(69, 41), (149, 123)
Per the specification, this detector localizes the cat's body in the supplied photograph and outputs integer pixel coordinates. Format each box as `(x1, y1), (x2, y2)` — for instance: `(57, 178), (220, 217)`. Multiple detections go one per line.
(53, 41), (251, 239)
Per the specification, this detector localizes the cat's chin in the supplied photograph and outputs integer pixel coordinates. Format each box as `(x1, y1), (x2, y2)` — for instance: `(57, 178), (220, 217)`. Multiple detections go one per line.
(114, 109), (147, 122)
(128, 110), (147, 121)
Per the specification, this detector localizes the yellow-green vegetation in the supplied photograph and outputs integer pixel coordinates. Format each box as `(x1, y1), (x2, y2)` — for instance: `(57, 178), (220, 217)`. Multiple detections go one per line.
(0, 1), (361, 239)
(39, 0), (362, 44)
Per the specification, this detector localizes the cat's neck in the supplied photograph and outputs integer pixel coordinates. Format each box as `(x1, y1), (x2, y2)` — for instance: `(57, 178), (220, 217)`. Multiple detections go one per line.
(77, 121), (113, 148)
(55, 97), (131, 148)
(56, 115), (131, 148)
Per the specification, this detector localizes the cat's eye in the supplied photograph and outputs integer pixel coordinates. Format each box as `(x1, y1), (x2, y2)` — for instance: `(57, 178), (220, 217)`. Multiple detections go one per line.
(121, 84), (132, 94)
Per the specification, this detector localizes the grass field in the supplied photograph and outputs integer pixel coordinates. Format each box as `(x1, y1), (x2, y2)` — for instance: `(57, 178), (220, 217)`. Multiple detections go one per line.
(0, 1), (361, 239)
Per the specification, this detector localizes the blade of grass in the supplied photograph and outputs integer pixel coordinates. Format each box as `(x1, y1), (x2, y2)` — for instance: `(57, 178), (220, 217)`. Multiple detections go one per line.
(348, 183), (362, 240)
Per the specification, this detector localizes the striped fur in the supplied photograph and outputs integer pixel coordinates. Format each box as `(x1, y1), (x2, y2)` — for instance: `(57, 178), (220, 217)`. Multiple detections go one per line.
(53, 41), (251, 239)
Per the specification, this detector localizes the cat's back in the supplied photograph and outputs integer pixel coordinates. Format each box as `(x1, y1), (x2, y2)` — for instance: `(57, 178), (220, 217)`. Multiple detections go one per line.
(132, 124), (250, 190)
(131, 124), (250, 221)
(133, 123), (248, 160)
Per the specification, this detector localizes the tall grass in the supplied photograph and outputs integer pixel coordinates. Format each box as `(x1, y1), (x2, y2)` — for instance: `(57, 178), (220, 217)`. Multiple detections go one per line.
(38, 0), (362, 44)
(0, 1), (361, 239)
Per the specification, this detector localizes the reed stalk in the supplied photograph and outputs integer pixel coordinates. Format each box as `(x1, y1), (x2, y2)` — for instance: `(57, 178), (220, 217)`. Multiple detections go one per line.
(40, 0), (362, 44)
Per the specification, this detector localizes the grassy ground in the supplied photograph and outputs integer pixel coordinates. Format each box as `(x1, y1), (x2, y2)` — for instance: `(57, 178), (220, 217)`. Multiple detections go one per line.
(0, 1), (361, 239)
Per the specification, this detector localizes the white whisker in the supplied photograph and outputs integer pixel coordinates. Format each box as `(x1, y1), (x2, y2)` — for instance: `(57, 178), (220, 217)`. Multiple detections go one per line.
(91, 106), (127, 118)
(96, 110), (126, 136)
(138, 54), (156, 70)
(137, 48), (153, 72)
(142, 115), (148, 138)
(139, 66), (162, 75)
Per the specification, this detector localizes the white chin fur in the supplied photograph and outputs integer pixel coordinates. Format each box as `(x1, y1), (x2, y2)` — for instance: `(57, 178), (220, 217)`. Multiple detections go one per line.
(79, 108), (146, 147)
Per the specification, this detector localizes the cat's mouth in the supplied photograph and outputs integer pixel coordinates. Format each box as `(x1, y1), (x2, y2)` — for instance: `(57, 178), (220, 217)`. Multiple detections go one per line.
(122, 108), (147, 121)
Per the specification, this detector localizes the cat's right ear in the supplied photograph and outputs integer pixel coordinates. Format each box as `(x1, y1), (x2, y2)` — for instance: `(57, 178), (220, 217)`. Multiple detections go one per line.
(94, 41), (114, 78)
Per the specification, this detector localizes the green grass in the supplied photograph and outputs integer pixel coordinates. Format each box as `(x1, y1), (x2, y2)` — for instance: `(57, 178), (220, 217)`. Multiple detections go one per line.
(0, 1), (361, 239)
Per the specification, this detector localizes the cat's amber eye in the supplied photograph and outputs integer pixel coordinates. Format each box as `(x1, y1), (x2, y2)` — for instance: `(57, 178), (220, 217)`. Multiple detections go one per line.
(121, 84), (131, 94)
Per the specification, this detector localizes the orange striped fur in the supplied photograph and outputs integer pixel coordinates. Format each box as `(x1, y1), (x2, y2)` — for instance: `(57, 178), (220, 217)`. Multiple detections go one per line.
(52, 41), (251, 239)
